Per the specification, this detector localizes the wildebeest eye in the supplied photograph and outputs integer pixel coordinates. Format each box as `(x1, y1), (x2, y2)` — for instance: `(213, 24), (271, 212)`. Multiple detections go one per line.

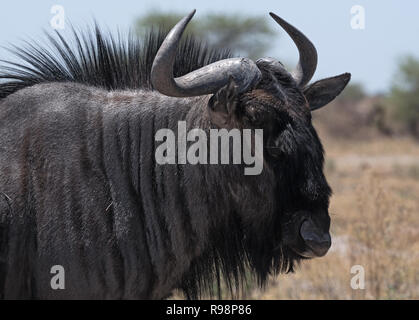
(247, 106), (256, 113)
(246, 106), (256, 116)
(244, 106), (259, 123)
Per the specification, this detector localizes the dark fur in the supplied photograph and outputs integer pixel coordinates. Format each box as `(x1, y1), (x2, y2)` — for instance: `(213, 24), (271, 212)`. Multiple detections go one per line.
(0, 27), (331, 299)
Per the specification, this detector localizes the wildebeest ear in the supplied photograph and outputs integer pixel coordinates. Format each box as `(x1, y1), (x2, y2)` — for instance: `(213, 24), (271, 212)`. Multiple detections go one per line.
(208, 77), (239, 128)
(303, 73), (351, 111)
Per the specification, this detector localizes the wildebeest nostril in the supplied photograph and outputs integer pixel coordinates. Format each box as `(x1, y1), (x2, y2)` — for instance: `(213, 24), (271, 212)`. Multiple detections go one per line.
(300, 219), (332, 257)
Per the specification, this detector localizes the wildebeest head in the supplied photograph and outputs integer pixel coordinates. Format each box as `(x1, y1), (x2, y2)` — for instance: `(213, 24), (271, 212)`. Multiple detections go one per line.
(151, 10), (350, 264)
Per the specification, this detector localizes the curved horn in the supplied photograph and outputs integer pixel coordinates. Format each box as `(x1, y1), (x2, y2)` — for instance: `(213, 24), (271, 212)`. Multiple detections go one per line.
(269, 12), (318, 88)
(151, 10), (262, 97)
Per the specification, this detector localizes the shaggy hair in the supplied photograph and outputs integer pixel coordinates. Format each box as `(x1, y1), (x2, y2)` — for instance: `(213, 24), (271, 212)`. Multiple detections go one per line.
(0, 26), (232, 99)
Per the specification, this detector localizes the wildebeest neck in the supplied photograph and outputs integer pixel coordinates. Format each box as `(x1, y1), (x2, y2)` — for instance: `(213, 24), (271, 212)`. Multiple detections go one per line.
(101, 89), (276, 298)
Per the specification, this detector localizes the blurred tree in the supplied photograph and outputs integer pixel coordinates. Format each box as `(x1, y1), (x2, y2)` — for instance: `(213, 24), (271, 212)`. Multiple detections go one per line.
(389, 56), (419, 138)
(136, 12), (200, 35)
(135, 11), (277, 59)
(336, 82), (366, 104)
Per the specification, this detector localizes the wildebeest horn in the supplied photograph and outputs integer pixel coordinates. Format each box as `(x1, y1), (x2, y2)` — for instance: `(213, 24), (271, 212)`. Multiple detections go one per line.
(269, 12), (318, 88)
(151, 10), (262, 97)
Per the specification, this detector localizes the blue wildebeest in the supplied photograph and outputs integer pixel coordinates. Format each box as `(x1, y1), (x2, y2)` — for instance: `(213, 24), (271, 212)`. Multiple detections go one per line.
(0, 10), (350, 299)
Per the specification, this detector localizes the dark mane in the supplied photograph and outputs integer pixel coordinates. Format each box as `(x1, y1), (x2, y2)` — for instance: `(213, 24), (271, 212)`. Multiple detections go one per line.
(0, 25), (233, 99)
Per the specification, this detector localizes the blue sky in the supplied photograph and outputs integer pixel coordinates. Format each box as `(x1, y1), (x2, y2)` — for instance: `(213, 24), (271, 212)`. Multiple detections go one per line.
(0, 0), (418, 93)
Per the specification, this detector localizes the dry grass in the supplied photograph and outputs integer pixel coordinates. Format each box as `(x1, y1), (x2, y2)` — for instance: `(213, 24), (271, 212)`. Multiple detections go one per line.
(251, 136), (419, 300)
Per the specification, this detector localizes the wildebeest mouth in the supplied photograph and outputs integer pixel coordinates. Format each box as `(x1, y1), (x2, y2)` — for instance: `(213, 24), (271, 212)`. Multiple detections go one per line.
(293, 219), (332, 258)
(279, 214), (332, 259)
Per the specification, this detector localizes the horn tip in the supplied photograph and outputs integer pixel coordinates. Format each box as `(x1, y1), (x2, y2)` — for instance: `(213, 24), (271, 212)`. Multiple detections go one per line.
(269, 12), (288, 26)
(182, 9), (196, 24)
(269, 12), (280, 20)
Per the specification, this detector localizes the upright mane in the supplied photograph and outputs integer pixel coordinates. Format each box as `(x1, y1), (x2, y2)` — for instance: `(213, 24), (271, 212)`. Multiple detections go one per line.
(0, 25), (233, 99)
